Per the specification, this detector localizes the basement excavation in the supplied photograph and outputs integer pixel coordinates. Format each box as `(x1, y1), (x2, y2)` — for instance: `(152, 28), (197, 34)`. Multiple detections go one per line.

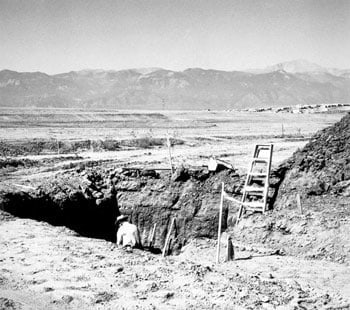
(0, 165), (252, 255)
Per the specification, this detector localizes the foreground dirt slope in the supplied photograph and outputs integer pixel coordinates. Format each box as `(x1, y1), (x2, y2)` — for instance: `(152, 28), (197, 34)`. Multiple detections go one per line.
(231, 113), (350, 263)
(1, 213), (349, 310)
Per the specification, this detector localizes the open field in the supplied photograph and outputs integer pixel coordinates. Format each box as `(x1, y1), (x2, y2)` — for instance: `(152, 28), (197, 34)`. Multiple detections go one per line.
(0, 108), (343, 140)
(0, 108), (345, 172)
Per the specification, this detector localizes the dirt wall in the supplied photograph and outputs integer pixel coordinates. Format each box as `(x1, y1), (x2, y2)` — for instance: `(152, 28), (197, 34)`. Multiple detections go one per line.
(0, 165), (244, 253)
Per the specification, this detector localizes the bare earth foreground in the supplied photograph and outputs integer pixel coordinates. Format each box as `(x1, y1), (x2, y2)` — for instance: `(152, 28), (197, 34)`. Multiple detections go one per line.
(1, 214), (349, 310)
(0, 110), (349, 309)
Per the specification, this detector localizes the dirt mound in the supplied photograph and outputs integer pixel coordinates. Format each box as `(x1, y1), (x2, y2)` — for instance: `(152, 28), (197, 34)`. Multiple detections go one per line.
(231, 113), (350, 264)
(278, 112), (350, 197)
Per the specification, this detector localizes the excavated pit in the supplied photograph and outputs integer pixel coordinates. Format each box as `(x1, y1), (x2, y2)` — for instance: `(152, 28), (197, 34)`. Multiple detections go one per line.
(0, 166), (251, 254)
(0, 190), (118, 241)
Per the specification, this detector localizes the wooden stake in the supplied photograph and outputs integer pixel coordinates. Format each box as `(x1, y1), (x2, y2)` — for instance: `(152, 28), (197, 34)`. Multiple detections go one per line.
(296, 193), (303, 214)
(166, 134), (174, 175)
(13, 183), (36, 190)
(149, 223), (157, 248)
(226, 236), (234, 262)
(216, 182), (225, 264)
(162, 218), (175, 257)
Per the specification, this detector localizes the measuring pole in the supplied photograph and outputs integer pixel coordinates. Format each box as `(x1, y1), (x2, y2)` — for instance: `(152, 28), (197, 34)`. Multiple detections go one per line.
(166, 134), (174, 175)
(216, 182), (225, 264)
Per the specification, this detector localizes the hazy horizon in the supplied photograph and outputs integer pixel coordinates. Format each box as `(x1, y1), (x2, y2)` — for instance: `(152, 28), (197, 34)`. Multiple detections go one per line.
(1, 0), (350, 74)
(1, 58), (350, 75)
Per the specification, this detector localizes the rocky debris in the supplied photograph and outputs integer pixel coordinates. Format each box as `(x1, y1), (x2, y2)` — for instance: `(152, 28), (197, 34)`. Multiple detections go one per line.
(171, 165), (190, 182)
(0, 297), (20, 310)
(94, 292), (117, 304)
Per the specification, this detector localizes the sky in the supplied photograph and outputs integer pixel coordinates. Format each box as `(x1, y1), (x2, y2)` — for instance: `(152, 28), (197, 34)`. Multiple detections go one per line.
(0, 0), (349, 74)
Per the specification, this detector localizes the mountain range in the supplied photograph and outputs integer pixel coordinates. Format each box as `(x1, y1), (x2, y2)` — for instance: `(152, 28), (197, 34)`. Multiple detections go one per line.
(0, 60), (349, 110)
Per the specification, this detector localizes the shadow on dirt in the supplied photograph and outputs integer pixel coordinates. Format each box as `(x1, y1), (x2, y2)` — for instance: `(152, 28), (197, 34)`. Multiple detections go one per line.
(0, 190), (118, 242)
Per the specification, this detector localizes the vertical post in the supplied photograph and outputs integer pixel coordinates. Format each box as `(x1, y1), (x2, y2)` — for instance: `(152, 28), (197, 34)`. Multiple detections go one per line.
(149, 223), (157, 248)
(162, 218), (175, 257)
(281, 124), (285, 138)
(90, 140), (94, 152)
(216, 182), (225, 264)
(296, 193), (303, 214)
(166, 134), (174, 175)
(226, 236), (234, 262)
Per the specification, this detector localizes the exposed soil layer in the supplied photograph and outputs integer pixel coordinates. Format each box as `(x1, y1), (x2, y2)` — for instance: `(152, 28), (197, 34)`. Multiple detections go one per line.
(0, 165), (247, 252)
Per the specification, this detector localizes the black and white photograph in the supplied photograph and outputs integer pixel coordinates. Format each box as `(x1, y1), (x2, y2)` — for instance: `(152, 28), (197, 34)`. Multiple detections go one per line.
(0, 0), (349, 309)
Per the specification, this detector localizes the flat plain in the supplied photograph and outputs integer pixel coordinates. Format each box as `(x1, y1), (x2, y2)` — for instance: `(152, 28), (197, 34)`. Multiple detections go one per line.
(0, 108), (345, 171)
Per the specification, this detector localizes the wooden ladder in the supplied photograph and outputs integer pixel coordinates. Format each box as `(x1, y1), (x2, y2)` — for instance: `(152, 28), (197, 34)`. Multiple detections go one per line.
(236, 144), (273, 222)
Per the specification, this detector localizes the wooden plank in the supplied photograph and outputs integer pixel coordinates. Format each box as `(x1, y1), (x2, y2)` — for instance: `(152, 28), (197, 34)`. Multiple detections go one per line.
(248, 172), (268, 177)
(166, 134), (174, 175)
(264, 144), (273, 213)
(216, 158), (234, 170)
(244, 186), (264, 192)
(122, 167), (172, 171)
(13, 183), (36, 190)
(226, 236), (234, 262)
(216, 182), (225, 264)
(296, 193), (303, 214)
(149, 223), (157, 248)
(162, 218), (175, 257)
(251, 158), (269, 163)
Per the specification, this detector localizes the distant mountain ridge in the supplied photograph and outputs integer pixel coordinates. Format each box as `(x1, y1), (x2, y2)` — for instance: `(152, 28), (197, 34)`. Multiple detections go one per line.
(0, 60), (349, 110)
(246, 59), (350, 77)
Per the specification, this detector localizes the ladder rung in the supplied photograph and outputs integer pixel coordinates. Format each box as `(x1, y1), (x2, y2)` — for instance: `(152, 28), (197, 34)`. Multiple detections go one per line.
(243, 201), (264, 206)
(242, 201), (265, 209)
(251, 158), (268, 163)
(245, 192), (264, 197)
(256, 145), (271, 150)
(245, 206), (265, 212)
(248, 172), (267, 177)
(244, 186), (264, 192)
